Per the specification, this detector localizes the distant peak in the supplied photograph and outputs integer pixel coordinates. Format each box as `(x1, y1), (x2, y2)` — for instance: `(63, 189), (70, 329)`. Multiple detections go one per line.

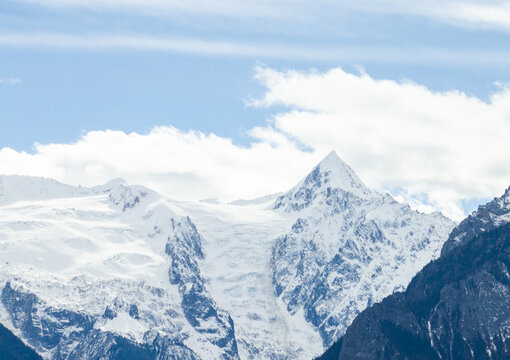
(91, 178), (128, 193)
(0, 175), (90, 205)
(104, 178), (127, 187)
(504, 186), (510, 199)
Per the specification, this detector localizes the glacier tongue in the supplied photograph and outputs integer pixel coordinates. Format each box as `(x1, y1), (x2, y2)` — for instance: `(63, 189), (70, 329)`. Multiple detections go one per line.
(177, 199), (323, 360)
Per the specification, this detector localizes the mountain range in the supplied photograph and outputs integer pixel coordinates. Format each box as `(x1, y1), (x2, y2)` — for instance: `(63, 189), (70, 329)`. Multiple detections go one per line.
(0, 151), (474, 359)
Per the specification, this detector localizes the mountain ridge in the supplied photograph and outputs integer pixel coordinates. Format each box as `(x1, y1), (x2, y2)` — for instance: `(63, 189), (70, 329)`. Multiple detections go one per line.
(0, 152), (456, 359)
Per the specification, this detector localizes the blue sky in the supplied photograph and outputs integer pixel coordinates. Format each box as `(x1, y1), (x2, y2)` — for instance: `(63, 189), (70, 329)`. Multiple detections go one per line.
(2, 0), (510, 150)
(1, 0), (510, 218)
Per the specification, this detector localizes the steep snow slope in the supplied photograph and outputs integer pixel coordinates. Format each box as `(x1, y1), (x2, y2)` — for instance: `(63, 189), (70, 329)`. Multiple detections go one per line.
(171, 151), (454, 358)
(271, 151), (456, 347)
(0, 178), (238, 359)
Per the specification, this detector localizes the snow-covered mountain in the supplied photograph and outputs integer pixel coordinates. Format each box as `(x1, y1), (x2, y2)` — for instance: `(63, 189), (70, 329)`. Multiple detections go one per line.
(271, 151), (455, 347)
(0, 153), (455, 359)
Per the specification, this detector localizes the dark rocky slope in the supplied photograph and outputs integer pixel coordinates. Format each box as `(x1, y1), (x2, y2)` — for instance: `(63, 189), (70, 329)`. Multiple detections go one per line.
(0, 322), (42, 360)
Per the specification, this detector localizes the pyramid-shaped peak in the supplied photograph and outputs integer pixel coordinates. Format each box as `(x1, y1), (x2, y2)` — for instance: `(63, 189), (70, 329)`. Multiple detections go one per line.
(312, 151), (371, 196)
(321, 149), (341, 161)
(275, 151), (373, 211)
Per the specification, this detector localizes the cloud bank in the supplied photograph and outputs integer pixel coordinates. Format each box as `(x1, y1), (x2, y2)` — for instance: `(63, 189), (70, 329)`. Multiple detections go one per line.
(0, 127), (320, 205)
(251, 66), (510, 219)
(2, 67), (509, 220)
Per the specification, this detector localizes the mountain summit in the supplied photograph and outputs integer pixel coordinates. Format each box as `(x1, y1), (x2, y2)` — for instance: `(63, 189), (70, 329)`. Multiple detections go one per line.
(275, 151), (372, 212)
(311, 150), (370, 197)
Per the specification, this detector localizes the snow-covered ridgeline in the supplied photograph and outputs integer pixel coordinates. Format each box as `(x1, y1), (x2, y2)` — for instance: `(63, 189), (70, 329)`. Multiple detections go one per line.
(441, 186), (510, 255)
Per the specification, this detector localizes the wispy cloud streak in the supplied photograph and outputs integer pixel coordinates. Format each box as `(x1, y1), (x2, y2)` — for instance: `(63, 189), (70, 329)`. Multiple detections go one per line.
(351, 1), (510, 31)
(0, 78), (22, 85)
(2, 32), (510, 65)
(17, 0), (510, 31)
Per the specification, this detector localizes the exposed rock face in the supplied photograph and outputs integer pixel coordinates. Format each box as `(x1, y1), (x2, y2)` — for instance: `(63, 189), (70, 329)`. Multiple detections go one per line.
(165, 216), (239, 358)
(317, 189), (510, 360)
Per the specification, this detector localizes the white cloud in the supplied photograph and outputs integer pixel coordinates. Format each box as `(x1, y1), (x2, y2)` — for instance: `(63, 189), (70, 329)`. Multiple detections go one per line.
(0, 127), (321, 204)
(0, 78), (22, 85)
(0, 33), (284, 57)
(0, 32), (349, 61)
(251, 66), (510, 219)
(1, 67), (509, 221)
(445, 2), (510, 29)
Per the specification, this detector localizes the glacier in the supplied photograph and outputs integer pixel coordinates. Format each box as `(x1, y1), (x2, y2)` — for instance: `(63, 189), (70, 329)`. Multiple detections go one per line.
(0, 152), (455, 359)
